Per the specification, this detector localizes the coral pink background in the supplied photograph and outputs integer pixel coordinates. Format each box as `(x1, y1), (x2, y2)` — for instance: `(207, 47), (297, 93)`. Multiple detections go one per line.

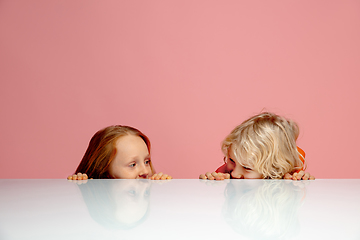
(1, 1), (359, 179)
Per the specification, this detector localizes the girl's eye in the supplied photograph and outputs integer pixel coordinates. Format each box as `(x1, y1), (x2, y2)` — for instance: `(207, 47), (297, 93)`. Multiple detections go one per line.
(243, 166), (252, 171)
(145, 159), (151, 165)
(129, 163), (136, 168)
(127, 190), (136, 196)
(229, 158), (236, 163)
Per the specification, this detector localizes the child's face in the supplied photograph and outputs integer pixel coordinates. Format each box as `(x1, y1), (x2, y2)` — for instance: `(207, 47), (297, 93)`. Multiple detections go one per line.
(108, 135), (152, 179)
(225, 148), (263, 179)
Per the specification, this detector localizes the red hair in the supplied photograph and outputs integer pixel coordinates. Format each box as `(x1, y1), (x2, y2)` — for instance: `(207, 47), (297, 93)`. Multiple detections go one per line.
(75, 125), (152, 179)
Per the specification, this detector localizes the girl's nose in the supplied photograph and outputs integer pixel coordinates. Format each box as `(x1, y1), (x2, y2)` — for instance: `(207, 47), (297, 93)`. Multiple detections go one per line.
(138, 164), (150, 178)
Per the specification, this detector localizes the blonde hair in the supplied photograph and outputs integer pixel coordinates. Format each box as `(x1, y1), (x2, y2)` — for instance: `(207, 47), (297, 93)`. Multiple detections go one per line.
(76, 125), (154, 179)
(222, 112), (304, 179)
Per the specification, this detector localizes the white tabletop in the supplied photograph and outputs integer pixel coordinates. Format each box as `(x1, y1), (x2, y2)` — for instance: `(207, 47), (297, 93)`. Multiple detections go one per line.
(0, 179), (359, 240)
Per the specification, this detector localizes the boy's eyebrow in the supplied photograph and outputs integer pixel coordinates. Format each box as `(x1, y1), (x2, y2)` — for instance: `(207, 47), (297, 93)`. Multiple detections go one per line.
(237, 160), (253, 169)
(242, 165), (252, 169)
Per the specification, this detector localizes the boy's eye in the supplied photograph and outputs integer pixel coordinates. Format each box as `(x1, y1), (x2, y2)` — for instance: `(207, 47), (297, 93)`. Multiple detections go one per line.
(229, 158), (236, 163)
(129, 163), (136, 168)
(243, 166), (252, 171)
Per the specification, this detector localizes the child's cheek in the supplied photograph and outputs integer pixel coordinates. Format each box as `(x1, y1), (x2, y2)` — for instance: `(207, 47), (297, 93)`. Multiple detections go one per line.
(226, 162), (234, 171)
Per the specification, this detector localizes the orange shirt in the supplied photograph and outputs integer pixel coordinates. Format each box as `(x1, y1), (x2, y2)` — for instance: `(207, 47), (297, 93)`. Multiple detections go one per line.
(297, 146), (306, 172)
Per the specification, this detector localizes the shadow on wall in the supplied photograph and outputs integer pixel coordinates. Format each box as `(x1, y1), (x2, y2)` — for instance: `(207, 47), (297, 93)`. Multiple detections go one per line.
(222, 180), (308, 240)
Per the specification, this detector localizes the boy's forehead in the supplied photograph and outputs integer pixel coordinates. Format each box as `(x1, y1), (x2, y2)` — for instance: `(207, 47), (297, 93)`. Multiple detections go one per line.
(228, 147), (241, 163)
(229, 145), (253, 167)
(229, 144), (240, 156)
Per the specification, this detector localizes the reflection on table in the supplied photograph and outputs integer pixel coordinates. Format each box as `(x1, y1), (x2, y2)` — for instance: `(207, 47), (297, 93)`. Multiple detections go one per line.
(223, 180), (305, 239)
(0, 179), (359, 239)
(77, 179), (151, 230)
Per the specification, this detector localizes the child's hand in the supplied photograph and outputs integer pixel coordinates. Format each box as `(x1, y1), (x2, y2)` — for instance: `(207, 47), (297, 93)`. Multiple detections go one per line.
(199, 172), (230, 180)
(284, 171), (315, 180)
(150, 172), (172, 180)
(67, 173), (88, 180)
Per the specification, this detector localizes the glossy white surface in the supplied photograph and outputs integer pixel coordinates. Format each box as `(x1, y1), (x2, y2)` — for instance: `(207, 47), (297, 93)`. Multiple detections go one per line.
(0, 179), (359, 239)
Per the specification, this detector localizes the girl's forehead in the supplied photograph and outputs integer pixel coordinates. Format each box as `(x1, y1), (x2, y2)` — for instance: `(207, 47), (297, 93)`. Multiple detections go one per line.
(115, 135), (149, 157)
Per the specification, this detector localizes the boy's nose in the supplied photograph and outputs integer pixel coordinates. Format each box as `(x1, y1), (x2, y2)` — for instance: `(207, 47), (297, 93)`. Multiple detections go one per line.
(231, 167), (244, 179)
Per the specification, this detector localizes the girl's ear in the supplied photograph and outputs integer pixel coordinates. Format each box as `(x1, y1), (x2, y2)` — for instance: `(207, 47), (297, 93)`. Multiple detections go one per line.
(101, 169), (112, 179)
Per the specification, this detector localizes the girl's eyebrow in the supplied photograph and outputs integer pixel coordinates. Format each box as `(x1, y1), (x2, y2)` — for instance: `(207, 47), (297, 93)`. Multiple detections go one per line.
(124, 159), (137, 165)
(129, 154), (151, 161)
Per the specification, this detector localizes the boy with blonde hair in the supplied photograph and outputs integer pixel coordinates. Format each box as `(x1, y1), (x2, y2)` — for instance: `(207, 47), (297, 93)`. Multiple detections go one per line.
(200, 112), (314, 180)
